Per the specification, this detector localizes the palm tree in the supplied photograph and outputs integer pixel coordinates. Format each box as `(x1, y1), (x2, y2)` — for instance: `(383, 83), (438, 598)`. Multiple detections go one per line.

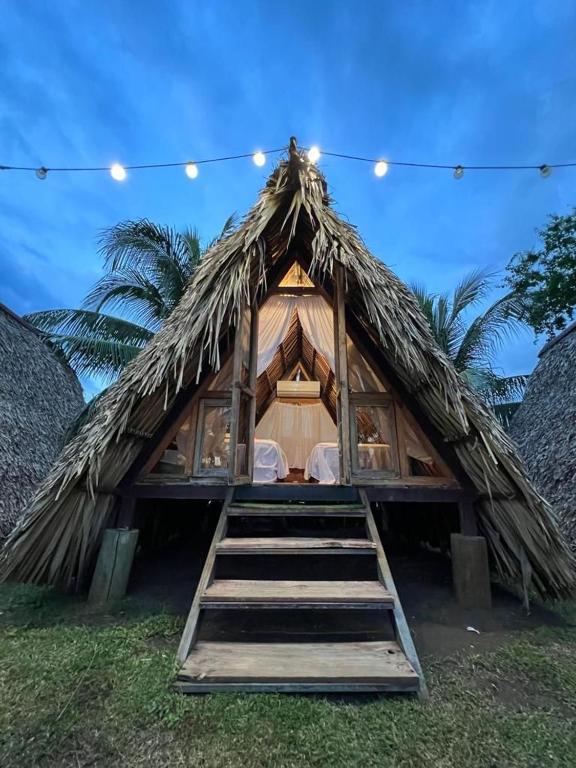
(410, 270), (528, 424)
(26, 217), (235, 384)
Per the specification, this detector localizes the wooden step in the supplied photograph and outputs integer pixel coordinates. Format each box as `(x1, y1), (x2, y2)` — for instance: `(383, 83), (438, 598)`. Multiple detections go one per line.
(216, 537), (377, 555)
(176, 640), (419, 692)
(226, 504), (366, 517)
(201, 579), (394, 608)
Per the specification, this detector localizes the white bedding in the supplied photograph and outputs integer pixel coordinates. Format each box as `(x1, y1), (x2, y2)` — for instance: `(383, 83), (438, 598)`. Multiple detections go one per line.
(253, 438), (290, 484)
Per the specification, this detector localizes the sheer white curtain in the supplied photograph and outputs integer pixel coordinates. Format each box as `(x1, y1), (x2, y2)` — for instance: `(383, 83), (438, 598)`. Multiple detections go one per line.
(257, 296), (297, 375)
(257, 295), (334, 375)
(296, 296), (335, 370)
(255, 401), (337, 468)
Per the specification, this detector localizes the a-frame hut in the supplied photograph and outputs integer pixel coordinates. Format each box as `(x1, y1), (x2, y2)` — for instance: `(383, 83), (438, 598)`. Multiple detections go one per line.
(1, 143), (574, 694)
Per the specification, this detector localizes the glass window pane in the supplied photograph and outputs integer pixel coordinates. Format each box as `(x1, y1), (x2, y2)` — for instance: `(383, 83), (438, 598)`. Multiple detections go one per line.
(355, 404), (396, 472)
(199, 404), (231, 472)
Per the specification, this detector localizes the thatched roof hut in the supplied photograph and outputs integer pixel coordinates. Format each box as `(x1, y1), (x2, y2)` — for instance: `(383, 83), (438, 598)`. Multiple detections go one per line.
(1, 146), (574, 601)
(0, 303), (84, 539)
(511, 321), (576, 551)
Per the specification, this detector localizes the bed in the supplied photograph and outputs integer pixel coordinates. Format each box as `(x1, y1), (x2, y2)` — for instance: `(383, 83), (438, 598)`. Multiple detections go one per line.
(304, 442), (394, 484)
(252, 438), (290, 484)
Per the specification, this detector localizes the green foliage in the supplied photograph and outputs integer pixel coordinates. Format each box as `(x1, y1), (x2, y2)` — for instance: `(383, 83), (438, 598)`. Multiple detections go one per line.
(411, 270), (528, 411)
(25, 216), (235, 384)
(506, 209), (576, 337)
(1, 584), (575, 767)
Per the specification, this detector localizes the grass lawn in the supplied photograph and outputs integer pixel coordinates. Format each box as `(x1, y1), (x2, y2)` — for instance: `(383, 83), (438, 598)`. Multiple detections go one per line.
(0, 584), (575, 768)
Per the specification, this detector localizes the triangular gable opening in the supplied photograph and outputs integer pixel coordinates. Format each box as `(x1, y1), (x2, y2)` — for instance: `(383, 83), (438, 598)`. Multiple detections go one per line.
(139, 257), (456, 487)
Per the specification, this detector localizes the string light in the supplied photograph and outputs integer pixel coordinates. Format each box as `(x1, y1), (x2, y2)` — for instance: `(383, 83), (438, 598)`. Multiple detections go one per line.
(2, 144), (575, 181)
(374, 160), (388, 177)
(307, 145), (321, 163)
(539, 164), (551, 178)
(110, 163), (126, 181)
(185, 162), (199, 179)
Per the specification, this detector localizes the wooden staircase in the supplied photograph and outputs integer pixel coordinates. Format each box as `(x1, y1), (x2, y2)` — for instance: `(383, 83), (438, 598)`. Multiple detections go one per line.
(175, 488), (426, 695)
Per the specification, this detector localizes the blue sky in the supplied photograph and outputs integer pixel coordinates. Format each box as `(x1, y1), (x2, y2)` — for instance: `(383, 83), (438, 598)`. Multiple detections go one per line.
(1, 1), (575, 396)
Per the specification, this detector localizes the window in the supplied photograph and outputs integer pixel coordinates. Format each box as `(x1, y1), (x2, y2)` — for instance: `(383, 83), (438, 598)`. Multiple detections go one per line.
(194, 399), (232, 475)
(350, 396), (399, 478)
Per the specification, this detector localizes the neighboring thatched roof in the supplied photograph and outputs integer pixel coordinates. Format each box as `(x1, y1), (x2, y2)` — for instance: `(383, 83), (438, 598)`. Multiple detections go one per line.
(0, 303), (84, 539)
(511, 321), (576, 551)
(1, 146), (574, 599)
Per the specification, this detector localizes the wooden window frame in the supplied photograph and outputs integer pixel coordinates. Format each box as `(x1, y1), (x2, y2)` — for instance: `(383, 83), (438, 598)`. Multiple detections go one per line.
(349, 393), (401, 481)
(192, 397), (233, 478)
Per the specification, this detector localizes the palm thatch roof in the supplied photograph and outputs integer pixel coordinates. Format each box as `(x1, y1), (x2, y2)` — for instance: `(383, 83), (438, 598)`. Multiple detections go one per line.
(1, 146), (574, 599)
(511, 321), (576, 551)
(0, 303), (84, 540)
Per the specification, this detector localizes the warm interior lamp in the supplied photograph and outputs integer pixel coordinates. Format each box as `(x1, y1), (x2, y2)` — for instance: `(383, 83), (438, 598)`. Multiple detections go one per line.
(185, 162), (199, 179)
(110, 163), (127, 181)
(374, 160), (388, 177)
(253, 151), (266, 167)
(307, 146), (321, 163)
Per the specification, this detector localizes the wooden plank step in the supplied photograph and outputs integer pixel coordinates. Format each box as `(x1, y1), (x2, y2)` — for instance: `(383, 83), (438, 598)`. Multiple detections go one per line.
(176, 640), (419, 692)
(201, 579), (394, 608)
(226, 504), (366, 517)
(216, 537), (377, 555)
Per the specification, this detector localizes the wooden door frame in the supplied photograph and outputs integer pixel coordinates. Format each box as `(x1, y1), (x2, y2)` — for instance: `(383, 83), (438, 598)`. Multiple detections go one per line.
(228, 301), (259, 484)
(333, 264), (352, 485)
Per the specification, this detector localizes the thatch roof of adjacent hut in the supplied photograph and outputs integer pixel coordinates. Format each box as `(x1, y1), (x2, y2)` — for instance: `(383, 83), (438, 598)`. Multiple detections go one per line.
(1, 147), (574, 599)
(0, 303), (84, 539)
(511, 321), (576, 551)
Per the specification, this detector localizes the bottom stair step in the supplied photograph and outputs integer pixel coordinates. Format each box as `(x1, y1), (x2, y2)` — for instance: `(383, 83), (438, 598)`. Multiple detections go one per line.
(176, 641), (419, 692)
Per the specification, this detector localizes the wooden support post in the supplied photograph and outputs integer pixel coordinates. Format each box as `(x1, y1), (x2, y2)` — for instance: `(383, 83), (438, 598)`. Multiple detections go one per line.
(88, 528), (139, 605)
(451, 533), (492, 609)
(333, 265), (351, 484)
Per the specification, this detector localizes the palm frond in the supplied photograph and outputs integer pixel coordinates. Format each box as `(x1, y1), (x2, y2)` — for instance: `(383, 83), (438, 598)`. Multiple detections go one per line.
(25, 309), (154, 347)
(83, 269), (169, 328)
(454, 292), (527, 372)
(450, 268), (493, 320)
(48, 335), (143, 382)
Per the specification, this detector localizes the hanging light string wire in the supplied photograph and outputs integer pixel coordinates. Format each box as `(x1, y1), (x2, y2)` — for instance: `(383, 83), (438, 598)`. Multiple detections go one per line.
(1, 144), (575, 177)
(0, 147), (286, 173)
(319, 150), (576, 171)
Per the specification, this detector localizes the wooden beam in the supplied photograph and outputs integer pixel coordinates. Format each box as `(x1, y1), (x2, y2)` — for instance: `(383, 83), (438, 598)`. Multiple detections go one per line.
(269, 287), (319, 296)
(365, 486), (472, 503)
(333, 265), (352, 484)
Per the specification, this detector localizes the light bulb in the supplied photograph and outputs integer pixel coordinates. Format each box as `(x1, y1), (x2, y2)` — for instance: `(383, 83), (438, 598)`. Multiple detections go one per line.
(185, 162), (199, 179)
(453, 165), (464, 180)
(374, 160), (388, 177)
(539, 164), (551, 178)
(307, 145), (321, 163)
(35, 167), (48, 180)
(110, 163), (127, 181)
(253, 151), (266, 167)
